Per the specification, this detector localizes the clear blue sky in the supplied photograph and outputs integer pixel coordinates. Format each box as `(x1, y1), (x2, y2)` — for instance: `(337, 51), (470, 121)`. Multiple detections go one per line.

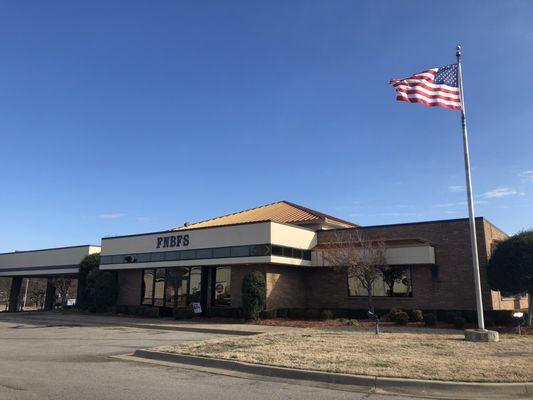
(1, 1), (532, 252)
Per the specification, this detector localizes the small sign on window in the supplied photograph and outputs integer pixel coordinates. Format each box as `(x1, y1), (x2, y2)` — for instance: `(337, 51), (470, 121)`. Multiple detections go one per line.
(192, 302), (202, 314)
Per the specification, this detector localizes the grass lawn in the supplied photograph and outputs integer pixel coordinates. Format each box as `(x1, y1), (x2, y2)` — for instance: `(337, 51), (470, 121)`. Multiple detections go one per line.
(157, 328), (533, 382)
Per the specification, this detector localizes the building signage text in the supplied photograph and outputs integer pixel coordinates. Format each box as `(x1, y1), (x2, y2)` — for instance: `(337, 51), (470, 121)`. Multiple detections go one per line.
(156, 234), (190, 249)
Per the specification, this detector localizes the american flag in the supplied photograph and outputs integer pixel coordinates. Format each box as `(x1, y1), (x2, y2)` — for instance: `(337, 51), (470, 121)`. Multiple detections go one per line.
(390, 64), (462, 110)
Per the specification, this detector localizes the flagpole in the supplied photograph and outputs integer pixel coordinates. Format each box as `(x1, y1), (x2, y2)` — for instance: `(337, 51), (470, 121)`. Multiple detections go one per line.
(456, 45), (485, 331)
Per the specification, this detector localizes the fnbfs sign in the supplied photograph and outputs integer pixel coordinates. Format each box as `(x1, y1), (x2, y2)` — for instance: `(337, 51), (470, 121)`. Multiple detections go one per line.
(156, 234), (190, 249)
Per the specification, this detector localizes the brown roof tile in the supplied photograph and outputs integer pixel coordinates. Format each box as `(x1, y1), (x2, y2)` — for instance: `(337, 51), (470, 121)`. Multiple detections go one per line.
(173, 201), (357, 230)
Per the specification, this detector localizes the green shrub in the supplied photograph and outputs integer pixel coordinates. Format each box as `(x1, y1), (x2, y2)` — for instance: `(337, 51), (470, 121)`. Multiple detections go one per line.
(453, 316), (466, 329)
(424, 313), (437, 327)
(410, 309), (424, 323)
(388, 308), (404, 322)
(484, 317), (495, 327)
(242, 271), (266, 320)
(140, 306), (160, 318)
(260, 309), (277, 319)
(277, 308), (289, 318)
(395, 311), (410, 325)
(488, 311), (514, 326)
(173, 307), (195, 319)
(305, 308), (321, 320)
(444, 311), (461, 324)
(87, 269), (117, 312)
(127, 305), (140, 315)
(206, 307), (243, 318)
(321, 309), (334, 321)
(287, 308), (307, 319)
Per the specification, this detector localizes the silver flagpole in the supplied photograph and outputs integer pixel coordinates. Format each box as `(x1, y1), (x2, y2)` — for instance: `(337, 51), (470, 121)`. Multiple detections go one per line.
(456, 45), (485, 331)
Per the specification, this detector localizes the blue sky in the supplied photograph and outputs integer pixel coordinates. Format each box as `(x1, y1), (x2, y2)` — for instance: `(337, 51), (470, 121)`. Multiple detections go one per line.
(1, 1), (532, 252)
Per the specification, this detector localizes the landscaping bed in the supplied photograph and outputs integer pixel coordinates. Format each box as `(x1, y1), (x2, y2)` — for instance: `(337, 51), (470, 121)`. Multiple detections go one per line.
(156, 329), (533, 382)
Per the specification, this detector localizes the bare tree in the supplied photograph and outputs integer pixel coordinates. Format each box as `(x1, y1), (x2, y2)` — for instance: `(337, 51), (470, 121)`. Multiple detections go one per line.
(323, 230), (387, 310)
(51, 276), (72, 308)
(29, 287), (46, 310)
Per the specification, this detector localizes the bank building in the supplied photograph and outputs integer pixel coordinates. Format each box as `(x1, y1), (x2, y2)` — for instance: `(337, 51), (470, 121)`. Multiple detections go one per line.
(0, 201), (527, 315)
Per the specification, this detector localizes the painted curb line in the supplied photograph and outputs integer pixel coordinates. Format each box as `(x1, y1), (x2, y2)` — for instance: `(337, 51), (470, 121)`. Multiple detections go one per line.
(133, 349), (533, 399)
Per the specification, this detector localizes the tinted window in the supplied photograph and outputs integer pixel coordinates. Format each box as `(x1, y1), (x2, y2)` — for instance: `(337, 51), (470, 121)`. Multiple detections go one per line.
(181, 250), (196, 260)
(213, 247), (231, 258)
(250, 244), (270, 256)
(230, 246), (249, 257)
(213, 266), (231, 307)
(196, 249), (213, 259)
(142, 269), (154, 305)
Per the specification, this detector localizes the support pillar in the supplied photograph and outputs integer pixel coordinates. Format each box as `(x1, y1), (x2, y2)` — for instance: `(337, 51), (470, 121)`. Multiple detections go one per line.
(44, 279), (55, 311)
(8, 277), (23, 312)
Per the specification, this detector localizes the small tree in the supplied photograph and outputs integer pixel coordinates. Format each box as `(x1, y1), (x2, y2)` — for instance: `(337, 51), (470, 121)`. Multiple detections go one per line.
(77, 254), (100, 310)
(242, 271), (266, 320)
(487, 230), (533, 326)
(86, 269), (117, 312)
(29, 286), (46, 310)
(323, 230), (387, 310)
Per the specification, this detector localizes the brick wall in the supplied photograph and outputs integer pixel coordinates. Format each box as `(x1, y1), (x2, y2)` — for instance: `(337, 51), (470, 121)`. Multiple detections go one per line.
(315, 218), (505, 311)
(229, 264), (306, 310)
(265, 266), (306, 309)
(116, 269), (142, 306)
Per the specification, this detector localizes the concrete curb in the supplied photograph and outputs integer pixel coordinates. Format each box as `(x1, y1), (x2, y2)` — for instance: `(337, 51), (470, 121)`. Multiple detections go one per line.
(132, 350), (533, 399)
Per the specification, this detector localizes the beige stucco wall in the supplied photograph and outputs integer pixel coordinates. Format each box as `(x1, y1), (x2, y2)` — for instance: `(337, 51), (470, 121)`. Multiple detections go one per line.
(0, 245), (101, 277)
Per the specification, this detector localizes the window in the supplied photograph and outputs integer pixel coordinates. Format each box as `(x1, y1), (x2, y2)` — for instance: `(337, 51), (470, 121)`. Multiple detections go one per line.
(151, 252), (165, 262)
(105, 244), (309, 265)
(153, 268), (166, 306)
(250, 244), (270, 256)
(271, 245), (283, 256)
(188, 267), (203, 304)
(213, 247), (231, 258)
(196, 249), (213, 259)
(212, 266), (231, 307)
(348, 266), (413, 297)
(230, 246), (249, 257)
(181, 250), (196, 260)
(166, 267), (189, 307)
(142, 269), (155, 305)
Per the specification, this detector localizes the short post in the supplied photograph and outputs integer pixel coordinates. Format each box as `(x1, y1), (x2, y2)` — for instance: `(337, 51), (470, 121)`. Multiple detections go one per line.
(368, 309), (379, 335)
(513, 312), (524, 336)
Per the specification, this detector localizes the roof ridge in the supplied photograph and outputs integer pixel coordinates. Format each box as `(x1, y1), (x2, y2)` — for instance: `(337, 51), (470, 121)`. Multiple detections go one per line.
(282, 200), (357, 227)
(172, 200), (286, 230)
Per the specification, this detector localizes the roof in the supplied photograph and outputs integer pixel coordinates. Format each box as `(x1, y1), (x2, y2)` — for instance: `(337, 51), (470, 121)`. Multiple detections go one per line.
(173, 201), (357, 231)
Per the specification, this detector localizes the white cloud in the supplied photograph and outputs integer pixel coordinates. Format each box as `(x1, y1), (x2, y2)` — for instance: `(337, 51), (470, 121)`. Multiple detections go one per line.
(434, 200), (488, 208)
(448, 185), (465, 193)
(518, 170), (533, 182)
(98, 213), (127, 219)
(481, 187), (524, 199)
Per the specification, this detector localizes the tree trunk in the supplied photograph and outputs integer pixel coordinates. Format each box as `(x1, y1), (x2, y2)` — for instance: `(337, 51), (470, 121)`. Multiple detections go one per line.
(527, 291), (533, 326)
(367, 283), (373, 311)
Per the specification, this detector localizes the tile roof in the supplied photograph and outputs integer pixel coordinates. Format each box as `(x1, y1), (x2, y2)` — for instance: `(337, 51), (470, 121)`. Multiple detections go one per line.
(173, 201), (357, 231)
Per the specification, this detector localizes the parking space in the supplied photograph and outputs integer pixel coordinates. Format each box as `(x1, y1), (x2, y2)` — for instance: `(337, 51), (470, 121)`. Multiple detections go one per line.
(0, 312), (416, 400)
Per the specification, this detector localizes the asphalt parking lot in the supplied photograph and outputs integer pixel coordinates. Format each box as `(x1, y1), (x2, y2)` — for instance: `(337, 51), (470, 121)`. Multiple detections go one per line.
(0, 312), (419, 400)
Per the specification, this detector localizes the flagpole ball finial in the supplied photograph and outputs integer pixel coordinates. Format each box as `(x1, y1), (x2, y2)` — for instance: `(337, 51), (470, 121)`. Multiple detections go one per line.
(456, 45), (462, 58)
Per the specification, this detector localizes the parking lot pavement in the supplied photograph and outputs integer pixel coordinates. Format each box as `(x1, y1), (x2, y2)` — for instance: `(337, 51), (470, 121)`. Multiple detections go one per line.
(0, 313), (418, 400)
